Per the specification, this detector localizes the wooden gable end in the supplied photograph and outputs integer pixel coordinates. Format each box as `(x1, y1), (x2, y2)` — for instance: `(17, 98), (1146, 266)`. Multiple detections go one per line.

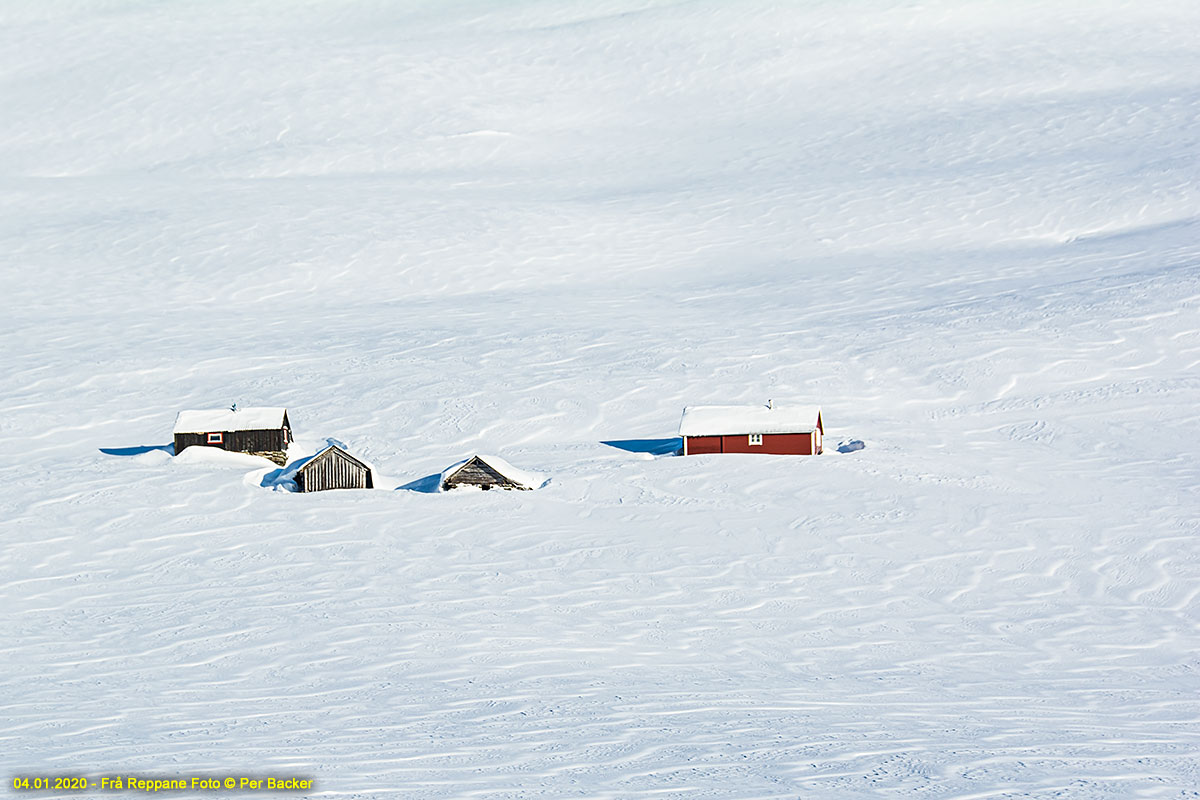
(442, 456), (526, 491)
(296, 446), (373, 492)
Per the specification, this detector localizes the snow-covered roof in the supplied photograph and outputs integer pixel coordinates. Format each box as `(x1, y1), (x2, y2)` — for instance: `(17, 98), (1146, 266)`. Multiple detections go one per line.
(678, 404), (822, 436)
(173, 407), (288, 434)
(440, 454), (546, 490)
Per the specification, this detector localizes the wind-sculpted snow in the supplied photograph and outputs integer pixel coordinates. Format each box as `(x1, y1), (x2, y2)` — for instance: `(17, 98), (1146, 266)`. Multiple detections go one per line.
(2, 1), (1199, 798)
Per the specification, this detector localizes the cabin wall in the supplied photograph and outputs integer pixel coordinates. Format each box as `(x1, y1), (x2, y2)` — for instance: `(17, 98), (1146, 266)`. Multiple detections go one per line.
(174, 427), (291, 465)
(684, 436), (722, 455)
(227, 428), (289, 453)
(722, 433), (814, 455)
(684, 433), (818, 455)
(298, 452), (371, 492)
(174, 433), (210, 454)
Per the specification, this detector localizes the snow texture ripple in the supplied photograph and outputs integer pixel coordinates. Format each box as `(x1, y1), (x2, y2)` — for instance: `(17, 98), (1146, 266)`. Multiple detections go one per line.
(2, 1), (1199, 798)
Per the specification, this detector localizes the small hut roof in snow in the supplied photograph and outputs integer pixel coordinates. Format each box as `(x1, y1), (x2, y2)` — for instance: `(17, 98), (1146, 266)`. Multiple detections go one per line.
(678, 404), (822, 436)
(440, 454), (545, 491)
(173, 407), (289, 434)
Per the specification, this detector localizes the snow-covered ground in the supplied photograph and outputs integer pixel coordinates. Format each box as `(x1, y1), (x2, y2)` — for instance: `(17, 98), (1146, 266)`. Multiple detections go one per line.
(3, 1), (1199, 797)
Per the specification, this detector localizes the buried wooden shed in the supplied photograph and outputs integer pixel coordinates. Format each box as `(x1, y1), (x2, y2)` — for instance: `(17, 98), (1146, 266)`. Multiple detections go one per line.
(440, 454), (544, 491)
(173, 407), (293, 465)
(679, 403), (824, 456)
(295, 444), (374, 492)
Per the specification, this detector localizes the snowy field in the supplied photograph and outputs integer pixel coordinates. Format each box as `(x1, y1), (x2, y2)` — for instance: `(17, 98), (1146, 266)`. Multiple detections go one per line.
(3, 1), (1200, 797)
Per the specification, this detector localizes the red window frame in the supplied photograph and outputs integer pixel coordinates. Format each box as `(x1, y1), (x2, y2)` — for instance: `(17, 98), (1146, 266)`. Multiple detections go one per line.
(207, 432), (223, 444)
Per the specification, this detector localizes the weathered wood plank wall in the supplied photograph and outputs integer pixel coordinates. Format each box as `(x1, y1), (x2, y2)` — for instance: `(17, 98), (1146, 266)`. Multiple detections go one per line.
(443, 458), (523, 490)
(298, 449), (372, 492)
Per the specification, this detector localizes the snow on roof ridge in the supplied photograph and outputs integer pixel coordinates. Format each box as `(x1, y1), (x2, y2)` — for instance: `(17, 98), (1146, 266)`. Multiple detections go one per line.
(475, 453), (545, 486)
(678, 403), (822, 436)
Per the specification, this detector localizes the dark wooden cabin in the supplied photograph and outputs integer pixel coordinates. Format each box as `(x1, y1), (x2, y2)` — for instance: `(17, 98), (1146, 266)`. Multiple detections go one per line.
(440, 454), (543, 491)
(295, 444), (374, 492)
(173, 407), (292, 465)
(679, 403), (823, 456)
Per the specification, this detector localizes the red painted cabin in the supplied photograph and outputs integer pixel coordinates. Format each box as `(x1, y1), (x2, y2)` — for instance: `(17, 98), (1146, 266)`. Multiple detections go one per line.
(679, 404), (823, 456)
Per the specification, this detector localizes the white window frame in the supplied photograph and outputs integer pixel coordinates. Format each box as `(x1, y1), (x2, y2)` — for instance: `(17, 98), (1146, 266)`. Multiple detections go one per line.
(749, 433), (763, 446)
(207, 432), (223, 444)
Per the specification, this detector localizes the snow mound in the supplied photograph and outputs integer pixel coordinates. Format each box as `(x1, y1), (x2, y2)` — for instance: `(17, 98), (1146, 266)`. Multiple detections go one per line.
(172, 445), (280, 468)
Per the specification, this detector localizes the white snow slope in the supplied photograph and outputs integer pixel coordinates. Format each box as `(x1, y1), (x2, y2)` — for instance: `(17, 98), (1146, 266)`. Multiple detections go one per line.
(3, 1), (1200, 798)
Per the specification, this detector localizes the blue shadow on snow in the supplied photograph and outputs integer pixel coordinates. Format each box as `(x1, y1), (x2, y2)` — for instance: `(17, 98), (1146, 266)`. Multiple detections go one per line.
(600, 437), (682, 456)
(398, 473), (442, 494)
(99, 444), (174, 457)
(259, 459), (307, 489)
